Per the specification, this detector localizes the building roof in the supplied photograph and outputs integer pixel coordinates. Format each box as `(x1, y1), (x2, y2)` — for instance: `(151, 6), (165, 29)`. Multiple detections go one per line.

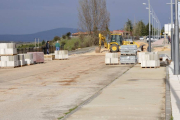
(113, 30), (130, 33)
(72, 31), (113, 36)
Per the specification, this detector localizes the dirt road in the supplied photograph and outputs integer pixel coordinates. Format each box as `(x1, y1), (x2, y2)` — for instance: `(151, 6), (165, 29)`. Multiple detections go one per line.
(0, 52), (131, 120)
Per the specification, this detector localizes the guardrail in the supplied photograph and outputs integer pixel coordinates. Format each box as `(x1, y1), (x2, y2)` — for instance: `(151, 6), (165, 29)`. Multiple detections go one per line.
(17, 46), (64, 54)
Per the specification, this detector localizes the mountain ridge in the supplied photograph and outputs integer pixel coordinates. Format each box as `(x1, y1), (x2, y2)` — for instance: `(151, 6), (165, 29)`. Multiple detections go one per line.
(0, 28), (78, 42)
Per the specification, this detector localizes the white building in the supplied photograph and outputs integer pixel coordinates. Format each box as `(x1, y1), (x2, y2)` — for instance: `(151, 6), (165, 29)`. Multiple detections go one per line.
(164, 24), (174, 36)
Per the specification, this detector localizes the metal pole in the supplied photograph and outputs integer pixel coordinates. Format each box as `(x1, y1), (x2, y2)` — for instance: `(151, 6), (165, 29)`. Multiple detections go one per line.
(171, 0), (174, 61)
(35, 38), (36, 48)
(174, 0), (179, 75)
(158, 20), (159, 39)
(38, 38), (39, 48)
(156, 19), (158, 39)
(154, 14), (155, 40)
(159, 21), (160, 38)
(151, 10), (153, 40)
(168, 22), (169, 42)
(148, 0), (151, 52)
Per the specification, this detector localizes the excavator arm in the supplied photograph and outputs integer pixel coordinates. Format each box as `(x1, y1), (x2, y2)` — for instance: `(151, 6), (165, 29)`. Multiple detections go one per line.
(99, 33), (108, 48)
(95, 33), (108, 53)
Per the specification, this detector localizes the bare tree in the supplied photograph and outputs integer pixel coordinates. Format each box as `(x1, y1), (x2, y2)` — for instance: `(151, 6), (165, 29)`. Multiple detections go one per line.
(78, 0), (110, 45)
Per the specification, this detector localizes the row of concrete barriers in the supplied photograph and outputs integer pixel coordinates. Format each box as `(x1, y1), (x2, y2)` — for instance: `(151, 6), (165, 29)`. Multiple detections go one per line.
(0, 43), (45, 68)
(105, 51), (161, 68)
(0, 54), (34, 68)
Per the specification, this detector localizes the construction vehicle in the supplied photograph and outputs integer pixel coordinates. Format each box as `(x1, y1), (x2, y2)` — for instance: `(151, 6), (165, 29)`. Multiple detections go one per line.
(95, 33), (141, 53)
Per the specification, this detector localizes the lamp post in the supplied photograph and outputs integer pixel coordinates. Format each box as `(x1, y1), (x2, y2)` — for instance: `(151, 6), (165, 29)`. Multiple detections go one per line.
(166, 1), (175, 61)
(35, 38), (36, 48)
(143, 1), (151, 52)
(150, 10), (153, 40)
(174, 0), (179, 75)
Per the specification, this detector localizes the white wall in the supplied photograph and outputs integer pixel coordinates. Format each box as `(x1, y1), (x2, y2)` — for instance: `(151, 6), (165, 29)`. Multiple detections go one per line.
(164, 24), (174, 36)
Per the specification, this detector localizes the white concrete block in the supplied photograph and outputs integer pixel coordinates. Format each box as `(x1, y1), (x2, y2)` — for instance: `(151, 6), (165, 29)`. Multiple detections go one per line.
(25, 59), (34, 65)
(105, 53), (118, 58)
(18, 54), (25, 60)
(63, 54), (68, 59)
(61, 50), (68, 55)
(55, 51), (59, 55)
(141, 61), (147, 67)
(0, 43), (16, 49)
(18, 60), (25, 66)
(111, 58), (119, 64)
(5, 48), (17, 55)
(7, 61), (18, 67)
(55, 50), (68, 59)
(157, 60), (160, 67)
(8, 55), (18, 61)
(1, 56), (8, 61)
(112, 53), (118, 58)
(0, 61), (7, 67)
(150, 54), (154, 60)
(105, 58), (111, 64)
(138, 52), (146, 63)
(154, 54), (159, 60)
(7, 43), (16, 49)
(55, 55), (59, 59)
(1, 56), (18, 61)
(0, 49), (5, 55)
(148, 60), (157, 67)
(24, 54), (33, 59)
(59, 54), (63, 59)
(142, 60), (160, 68)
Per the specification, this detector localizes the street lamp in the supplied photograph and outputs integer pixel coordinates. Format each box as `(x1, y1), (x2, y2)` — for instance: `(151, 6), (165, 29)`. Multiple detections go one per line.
(166, 1), (175, 61)
(174, 0), (180, 75)
(35, 38), (36, 48)
(143, 0), (151, 52)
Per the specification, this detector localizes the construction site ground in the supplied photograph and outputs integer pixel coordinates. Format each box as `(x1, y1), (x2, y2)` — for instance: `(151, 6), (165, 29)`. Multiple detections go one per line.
(0, 42), (168, 120)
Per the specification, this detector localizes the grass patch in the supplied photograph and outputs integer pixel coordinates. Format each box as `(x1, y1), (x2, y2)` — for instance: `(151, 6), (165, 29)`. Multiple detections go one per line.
(59, 36), (92, 51)
(171, 116), (173, 120)
(64, 106), (78, 115)
(57, 106), (78, 120)
(58, 116), (64, 120)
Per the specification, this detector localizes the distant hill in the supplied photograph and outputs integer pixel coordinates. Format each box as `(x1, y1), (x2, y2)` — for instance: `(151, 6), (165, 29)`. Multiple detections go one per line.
(0, 28), (78, 43)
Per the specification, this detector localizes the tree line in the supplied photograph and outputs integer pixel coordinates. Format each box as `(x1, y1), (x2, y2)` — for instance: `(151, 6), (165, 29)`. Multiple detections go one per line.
(124, 19), (164, 37)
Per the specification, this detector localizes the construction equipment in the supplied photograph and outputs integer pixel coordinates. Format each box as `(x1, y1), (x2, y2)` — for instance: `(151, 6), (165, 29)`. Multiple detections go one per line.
(95, 34), (108, 53)
(96, 33), (141, 53)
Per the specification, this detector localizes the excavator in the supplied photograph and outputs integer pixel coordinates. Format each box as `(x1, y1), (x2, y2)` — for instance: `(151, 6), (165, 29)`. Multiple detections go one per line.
(95, 33), (142, 53)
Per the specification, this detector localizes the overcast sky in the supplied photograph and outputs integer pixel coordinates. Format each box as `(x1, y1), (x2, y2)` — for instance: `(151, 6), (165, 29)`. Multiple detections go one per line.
(0, 0), (170, 35)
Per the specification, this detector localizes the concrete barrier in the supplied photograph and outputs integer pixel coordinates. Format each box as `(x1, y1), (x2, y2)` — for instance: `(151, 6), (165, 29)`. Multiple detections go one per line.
(55, 50), (68, 60)
(0, 43), (17, 55)
(18, 54), (25, 66)
(105, 53), (119, 65)
(139, 52), (160, 68)
(27, 52), (44, 63)
(24, 54), (34, 65)
(0, 55), (19, 67)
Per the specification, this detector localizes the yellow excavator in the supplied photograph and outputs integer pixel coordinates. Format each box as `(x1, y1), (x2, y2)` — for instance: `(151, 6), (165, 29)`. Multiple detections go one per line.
(95, 33), (141, 53)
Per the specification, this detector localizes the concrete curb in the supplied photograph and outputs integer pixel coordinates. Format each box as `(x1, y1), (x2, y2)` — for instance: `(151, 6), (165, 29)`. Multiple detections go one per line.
(166, 66), (172, 120)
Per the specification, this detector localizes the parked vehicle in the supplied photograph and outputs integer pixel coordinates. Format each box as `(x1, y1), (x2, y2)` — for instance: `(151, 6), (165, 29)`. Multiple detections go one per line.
(140, 37), (144, 40)
(146, 36), (154, 42)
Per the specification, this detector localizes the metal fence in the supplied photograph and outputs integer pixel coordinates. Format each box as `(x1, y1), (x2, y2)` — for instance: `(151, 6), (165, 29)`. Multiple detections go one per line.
(17, 46), (64, 54)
